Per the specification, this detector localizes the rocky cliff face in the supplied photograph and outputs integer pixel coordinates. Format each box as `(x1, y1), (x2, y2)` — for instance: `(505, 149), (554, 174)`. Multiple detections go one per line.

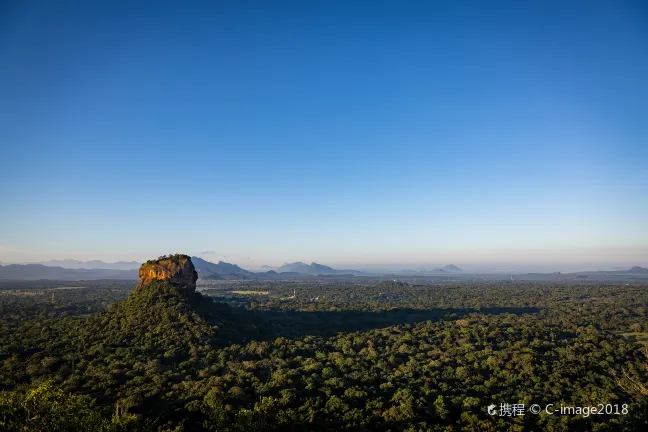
(134, 254), (198, 294)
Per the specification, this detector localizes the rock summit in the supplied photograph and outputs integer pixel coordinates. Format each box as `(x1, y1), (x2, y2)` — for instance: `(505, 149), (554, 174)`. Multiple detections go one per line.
(135, 254), (198, 294)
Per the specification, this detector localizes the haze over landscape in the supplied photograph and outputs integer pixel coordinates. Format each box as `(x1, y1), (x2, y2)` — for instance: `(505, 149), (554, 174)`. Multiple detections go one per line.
(1, 0), (647, 272)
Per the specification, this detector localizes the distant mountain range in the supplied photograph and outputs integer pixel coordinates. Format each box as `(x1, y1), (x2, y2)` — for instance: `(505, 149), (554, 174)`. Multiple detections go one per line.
(1, 258), (645, 282)
(0, 264), (138, 280)
(277, 262), (337, 275)
(191, 256), (256, 280)
(0, 257), (363, 280)
(276, 262), (362, 276)
(38, 259), (141, 270)
(192, 259), (363, 279)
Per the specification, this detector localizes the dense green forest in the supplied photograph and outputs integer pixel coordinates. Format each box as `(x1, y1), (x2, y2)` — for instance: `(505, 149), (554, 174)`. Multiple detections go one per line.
(1, 278), (647, 431)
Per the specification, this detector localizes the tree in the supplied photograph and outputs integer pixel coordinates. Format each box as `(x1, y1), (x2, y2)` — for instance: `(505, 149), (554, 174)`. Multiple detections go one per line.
(0, 381), (116, 431)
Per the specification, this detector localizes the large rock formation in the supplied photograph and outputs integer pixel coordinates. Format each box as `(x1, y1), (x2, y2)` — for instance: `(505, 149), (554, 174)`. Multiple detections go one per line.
(134, 254), (198, 294)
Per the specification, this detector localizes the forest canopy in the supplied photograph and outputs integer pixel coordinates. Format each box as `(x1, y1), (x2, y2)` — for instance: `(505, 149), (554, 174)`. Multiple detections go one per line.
(1, 278), (647, 431)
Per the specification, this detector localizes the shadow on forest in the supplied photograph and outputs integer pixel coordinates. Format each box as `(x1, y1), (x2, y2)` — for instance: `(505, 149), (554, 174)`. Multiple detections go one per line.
(242, 306), (541, 341)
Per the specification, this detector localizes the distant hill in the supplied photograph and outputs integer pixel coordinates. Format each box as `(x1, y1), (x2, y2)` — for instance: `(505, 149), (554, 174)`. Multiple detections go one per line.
(275, 262), (363, 276)
(0, 264), (138, 280)
(629, 266), (648, 273)
(441, 264), (462, 272)
(277, 262), (337, 275)
(405, 265), (462, 274)
(260, 265), (274, 269)
(191, 257), (255, 280)
(571, 266), (648, 276)
(514, 267), (648, 282)
(41, 259), (141, 270)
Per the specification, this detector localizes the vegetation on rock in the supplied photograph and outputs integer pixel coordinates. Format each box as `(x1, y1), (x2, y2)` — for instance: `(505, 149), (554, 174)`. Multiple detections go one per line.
(136, 254), (198, 294)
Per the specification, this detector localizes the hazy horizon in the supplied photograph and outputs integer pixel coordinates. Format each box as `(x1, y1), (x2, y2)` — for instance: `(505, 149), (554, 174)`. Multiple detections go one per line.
(2, 251), (646, 274)
(2, 1), (647, 269)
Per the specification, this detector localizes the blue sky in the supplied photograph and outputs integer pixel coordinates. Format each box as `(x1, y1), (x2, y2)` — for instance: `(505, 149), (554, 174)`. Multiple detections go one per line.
(1, 0), (647, 270)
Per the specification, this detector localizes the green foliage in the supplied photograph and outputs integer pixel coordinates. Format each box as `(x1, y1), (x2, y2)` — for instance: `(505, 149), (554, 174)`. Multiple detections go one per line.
(145, 254), (192, 265)
(1, 279), (647, 430)
(0, 381), (115, 431)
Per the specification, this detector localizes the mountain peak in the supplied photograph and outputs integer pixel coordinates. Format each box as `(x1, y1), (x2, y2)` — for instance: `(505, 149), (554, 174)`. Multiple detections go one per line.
(442, 264), (462, 272)
(277, 261), (337, 275)
(191, 256), (254, 280)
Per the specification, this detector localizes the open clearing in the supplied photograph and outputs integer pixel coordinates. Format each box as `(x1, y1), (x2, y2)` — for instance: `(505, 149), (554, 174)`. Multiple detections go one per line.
(230, 290), (269, 295)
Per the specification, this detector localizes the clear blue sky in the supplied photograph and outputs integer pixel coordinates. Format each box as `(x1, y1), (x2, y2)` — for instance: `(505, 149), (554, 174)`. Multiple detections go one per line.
(1, 0), (647, 270)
